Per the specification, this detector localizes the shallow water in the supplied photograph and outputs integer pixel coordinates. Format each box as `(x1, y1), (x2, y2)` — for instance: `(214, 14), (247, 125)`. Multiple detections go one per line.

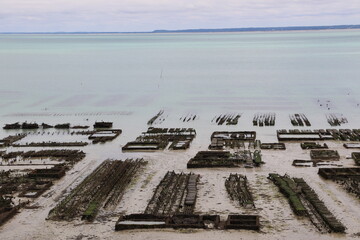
(1, 30), (360, 130)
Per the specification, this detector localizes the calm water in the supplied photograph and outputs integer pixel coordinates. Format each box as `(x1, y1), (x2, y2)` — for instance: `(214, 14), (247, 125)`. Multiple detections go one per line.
(1, 30), (360, 131)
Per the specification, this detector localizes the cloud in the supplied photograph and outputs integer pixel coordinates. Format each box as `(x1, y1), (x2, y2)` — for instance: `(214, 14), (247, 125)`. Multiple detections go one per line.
(0, 0), (359, 32)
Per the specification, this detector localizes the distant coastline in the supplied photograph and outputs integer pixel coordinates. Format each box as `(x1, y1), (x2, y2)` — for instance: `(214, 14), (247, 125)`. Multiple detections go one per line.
(152, 25), (360, 33)
(1, 24), (360, 34)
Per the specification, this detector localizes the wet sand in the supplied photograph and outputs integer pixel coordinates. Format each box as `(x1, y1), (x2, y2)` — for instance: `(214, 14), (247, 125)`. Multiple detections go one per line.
(0, 112), (360, 240)
(1, 30), (360, 239)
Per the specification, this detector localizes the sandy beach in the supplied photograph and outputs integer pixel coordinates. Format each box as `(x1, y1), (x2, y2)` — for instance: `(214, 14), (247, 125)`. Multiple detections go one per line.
(1, 30), (360, 239)
(0, 111), (360, 240)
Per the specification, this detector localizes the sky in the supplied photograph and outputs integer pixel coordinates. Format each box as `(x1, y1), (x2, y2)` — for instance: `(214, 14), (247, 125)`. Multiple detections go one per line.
(1, 0), (360, 32)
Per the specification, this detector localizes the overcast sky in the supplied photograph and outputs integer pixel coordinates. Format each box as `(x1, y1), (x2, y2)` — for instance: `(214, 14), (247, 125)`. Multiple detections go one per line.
(1, 0), (360, 32)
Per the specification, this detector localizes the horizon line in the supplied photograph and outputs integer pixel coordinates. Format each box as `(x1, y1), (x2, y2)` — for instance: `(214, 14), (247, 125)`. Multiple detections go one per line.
(1, 24), (360, 34)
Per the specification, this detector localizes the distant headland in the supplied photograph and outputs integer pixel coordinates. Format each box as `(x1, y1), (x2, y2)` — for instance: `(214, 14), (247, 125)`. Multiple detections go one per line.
(152, 25), (360, 33)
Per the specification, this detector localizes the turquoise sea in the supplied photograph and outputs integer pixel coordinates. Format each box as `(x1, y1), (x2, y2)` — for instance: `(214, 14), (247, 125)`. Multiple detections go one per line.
(1, 30), (360, 132)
